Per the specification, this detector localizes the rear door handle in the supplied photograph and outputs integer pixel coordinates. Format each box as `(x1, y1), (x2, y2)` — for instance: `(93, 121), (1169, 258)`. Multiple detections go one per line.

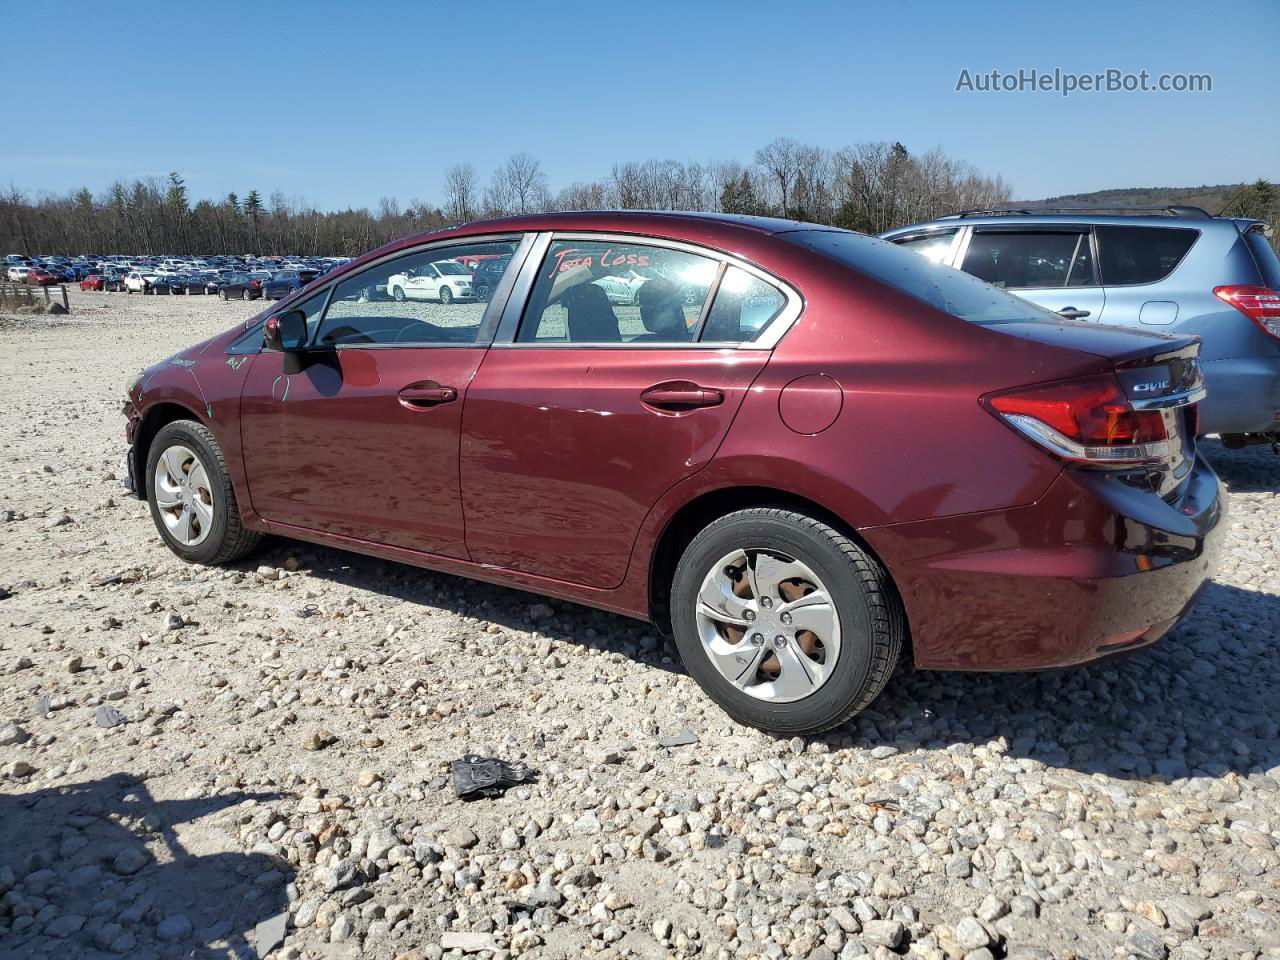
(640, 383), (725, 410)
(397, 382), (458, 408)
(1056, 306), (1091, 319)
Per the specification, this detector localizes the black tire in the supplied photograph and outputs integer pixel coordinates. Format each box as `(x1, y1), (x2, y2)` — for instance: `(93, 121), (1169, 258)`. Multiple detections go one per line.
(219, 290), (228, 301)
(242, 288), (251, 301)
(475, 283), (490, 302)
(392, 286), (406, 302)
(439, 286), (454, 305)
(670, 507), (903, 735)
(145, 420), (260, 566)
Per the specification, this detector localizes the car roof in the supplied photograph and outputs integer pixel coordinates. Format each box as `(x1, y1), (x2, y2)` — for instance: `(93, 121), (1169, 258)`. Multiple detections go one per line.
(314, 211), (850, 292)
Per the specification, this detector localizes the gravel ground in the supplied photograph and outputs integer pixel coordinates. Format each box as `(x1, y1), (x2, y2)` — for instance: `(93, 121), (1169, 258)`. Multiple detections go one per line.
(1, 288), (1278, 960)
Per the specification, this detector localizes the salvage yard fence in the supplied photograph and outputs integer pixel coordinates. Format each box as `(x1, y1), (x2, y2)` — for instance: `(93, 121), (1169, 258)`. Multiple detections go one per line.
(0, 282), (70, 312)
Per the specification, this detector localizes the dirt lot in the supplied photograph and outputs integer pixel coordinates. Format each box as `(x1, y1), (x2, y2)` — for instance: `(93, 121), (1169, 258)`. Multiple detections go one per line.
(1, 288), (1278, 960)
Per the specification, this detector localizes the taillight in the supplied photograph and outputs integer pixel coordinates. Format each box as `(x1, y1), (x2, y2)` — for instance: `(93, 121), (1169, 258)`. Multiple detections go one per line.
(1214, 284), (1280, 339)
(985, 373), (1172, 467)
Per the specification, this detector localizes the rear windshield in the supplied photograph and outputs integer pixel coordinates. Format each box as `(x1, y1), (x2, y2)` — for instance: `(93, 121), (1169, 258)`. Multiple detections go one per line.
(785, 230), (1058, 325)
(1243, 228), (1280, 289)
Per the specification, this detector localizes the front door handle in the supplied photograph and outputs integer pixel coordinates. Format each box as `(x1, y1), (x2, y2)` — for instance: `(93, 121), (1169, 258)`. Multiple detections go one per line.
(1056, 306), (1091, 319)
(398, 382), (458, 408)
(640, 382), (725, 410)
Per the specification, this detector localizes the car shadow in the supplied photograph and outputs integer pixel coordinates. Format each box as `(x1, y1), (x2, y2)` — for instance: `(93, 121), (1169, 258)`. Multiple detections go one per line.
(1201, 437), (1279, 493)
(243, 540), (682, 675)
(0, 774), (290, 957)
(855, 579), (1280, 783)
(243, 537), (1275, 786)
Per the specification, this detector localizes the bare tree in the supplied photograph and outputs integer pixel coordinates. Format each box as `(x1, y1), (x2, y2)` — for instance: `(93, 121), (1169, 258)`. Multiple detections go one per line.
(755, 137), (801, 216)
(443, 163), (478, 222)
(503, 153), (548, 215)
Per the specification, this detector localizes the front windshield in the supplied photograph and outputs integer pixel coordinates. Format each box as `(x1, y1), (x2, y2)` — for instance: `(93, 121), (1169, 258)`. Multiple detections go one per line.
(436, 261), (470, 276)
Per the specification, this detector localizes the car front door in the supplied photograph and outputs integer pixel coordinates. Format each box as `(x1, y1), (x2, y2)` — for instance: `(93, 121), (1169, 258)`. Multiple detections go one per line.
(238, 235), (529, 557)
(956, 226), (1106, 322)
(460, 235), (794, 589)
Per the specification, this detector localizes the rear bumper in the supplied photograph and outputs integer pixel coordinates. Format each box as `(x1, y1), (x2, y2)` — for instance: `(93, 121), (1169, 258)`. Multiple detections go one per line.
(1199, 355), (1280, 435)
(863, 457), (1225, 671)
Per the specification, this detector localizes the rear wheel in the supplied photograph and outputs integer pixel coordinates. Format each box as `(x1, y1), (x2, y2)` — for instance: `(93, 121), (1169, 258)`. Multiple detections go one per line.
(145, 420), (260, 566)
(670, 508), (903, 734)
(242, 288), (251, 301)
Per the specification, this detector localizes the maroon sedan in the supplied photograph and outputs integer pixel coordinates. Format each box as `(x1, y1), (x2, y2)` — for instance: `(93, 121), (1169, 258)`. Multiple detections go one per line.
(121, 212), (1223, 734)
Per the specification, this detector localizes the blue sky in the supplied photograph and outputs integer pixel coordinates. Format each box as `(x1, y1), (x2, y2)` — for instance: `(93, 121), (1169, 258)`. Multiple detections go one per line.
(4, 0), (1276, 209)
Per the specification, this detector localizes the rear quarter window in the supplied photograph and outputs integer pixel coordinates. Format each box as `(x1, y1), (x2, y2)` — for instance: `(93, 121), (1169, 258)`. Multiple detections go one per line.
(785, 230), (1058, 326)
(1095, 226), (1198, 286)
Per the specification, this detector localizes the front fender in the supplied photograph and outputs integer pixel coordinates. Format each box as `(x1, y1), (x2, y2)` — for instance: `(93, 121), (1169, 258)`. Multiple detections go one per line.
(127, 339), (259, 522)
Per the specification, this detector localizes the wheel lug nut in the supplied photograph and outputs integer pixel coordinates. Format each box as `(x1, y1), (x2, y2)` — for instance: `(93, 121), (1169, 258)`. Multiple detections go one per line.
(775, 635), (787, 647)
(744, 610), (756, 622)
(751, 633), (765, 646)
(760, 597), (772, 609)
(780, 613), (792, 625)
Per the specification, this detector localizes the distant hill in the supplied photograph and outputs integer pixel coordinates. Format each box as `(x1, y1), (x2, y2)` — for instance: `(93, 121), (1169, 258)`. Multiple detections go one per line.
(1021, 183), (1253, 215)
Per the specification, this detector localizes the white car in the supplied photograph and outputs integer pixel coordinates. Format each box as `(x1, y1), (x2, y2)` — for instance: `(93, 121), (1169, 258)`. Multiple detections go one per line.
(6, 265), (31, 282)
(123, 271), (159, 294)
(386, 259), (474, 304)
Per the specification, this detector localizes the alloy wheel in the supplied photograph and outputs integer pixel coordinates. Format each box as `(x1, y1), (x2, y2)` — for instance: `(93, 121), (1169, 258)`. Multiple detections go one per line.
(694, 548), (841, 703)
(152, 444), (214, 546)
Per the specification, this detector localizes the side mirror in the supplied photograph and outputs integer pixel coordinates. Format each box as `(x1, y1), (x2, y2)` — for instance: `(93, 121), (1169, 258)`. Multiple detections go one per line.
(263, 310), (308, 352)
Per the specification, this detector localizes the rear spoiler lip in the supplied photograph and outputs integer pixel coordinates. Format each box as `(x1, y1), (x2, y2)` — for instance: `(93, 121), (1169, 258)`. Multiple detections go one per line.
(1110, 336), (1200, 368)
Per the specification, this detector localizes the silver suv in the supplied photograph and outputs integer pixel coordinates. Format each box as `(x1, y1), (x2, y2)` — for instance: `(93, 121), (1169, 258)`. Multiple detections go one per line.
(881, 206), (1280, 447)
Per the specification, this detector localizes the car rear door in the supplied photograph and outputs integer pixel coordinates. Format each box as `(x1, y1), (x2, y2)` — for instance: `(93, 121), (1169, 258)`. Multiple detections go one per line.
(459, 233), (796, 589)
(956, 225), (1106, 322)
(238, 235), (531, 557)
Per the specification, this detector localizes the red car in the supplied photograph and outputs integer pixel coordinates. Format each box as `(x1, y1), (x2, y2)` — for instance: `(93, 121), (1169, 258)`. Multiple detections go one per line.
(80, 274), (107, 291)
(26, 268), (61, 286)
(121, 212), (1223, 734)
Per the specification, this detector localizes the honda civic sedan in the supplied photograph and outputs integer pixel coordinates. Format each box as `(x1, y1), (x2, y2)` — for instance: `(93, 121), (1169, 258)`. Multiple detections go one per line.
(121, 212), (1224, 734)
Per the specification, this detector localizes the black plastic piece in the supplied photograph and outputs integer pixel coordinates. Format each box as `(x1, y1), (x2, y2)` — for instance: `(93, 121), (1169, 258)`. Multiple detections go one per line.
(450, 755), (536, 799)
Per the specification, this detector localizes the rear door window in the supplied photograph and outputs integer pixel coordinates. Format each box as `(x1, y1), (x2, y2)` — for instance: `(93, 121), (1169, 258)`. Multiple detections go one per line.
(517, 239), (719, 344)
(1095, 226), (1198, 285)
(962, 231), (1096, 288)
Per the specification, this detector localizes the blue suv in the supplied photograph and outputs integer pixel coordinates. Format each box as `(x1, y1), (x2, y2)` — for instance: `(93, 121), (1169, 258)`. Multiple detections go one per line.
(881, 206), (1280, 447)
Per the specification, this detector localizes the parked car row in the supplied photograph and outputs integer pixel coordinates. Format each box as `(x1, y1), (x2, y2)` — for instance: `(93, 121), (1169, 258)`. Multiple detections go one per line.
(123, 210), (1238, 735)
(5, 252), (349, 300)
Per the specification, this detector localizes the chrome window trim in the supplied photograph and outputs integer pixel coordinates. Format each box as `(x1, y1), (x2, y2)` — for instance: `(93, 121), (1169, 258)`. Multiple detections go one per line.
(495, 231), (803, 350)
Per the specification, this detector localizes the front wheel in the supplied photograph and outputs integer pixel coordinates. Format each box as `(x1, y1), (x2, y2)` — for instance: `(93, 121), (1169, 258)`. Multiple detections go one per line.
(145, 420), (260, 565)
(242, 288), (251, 301)
(670, 508), (903, 735)
(391, 286), (406, 302)
(439, 286), (454, 305)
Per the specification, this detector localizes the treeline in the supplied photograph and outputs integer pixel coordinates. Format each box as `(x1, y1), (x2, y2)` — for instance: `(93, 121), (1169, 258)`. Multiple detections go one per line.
(0, 138), (1013, 256)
